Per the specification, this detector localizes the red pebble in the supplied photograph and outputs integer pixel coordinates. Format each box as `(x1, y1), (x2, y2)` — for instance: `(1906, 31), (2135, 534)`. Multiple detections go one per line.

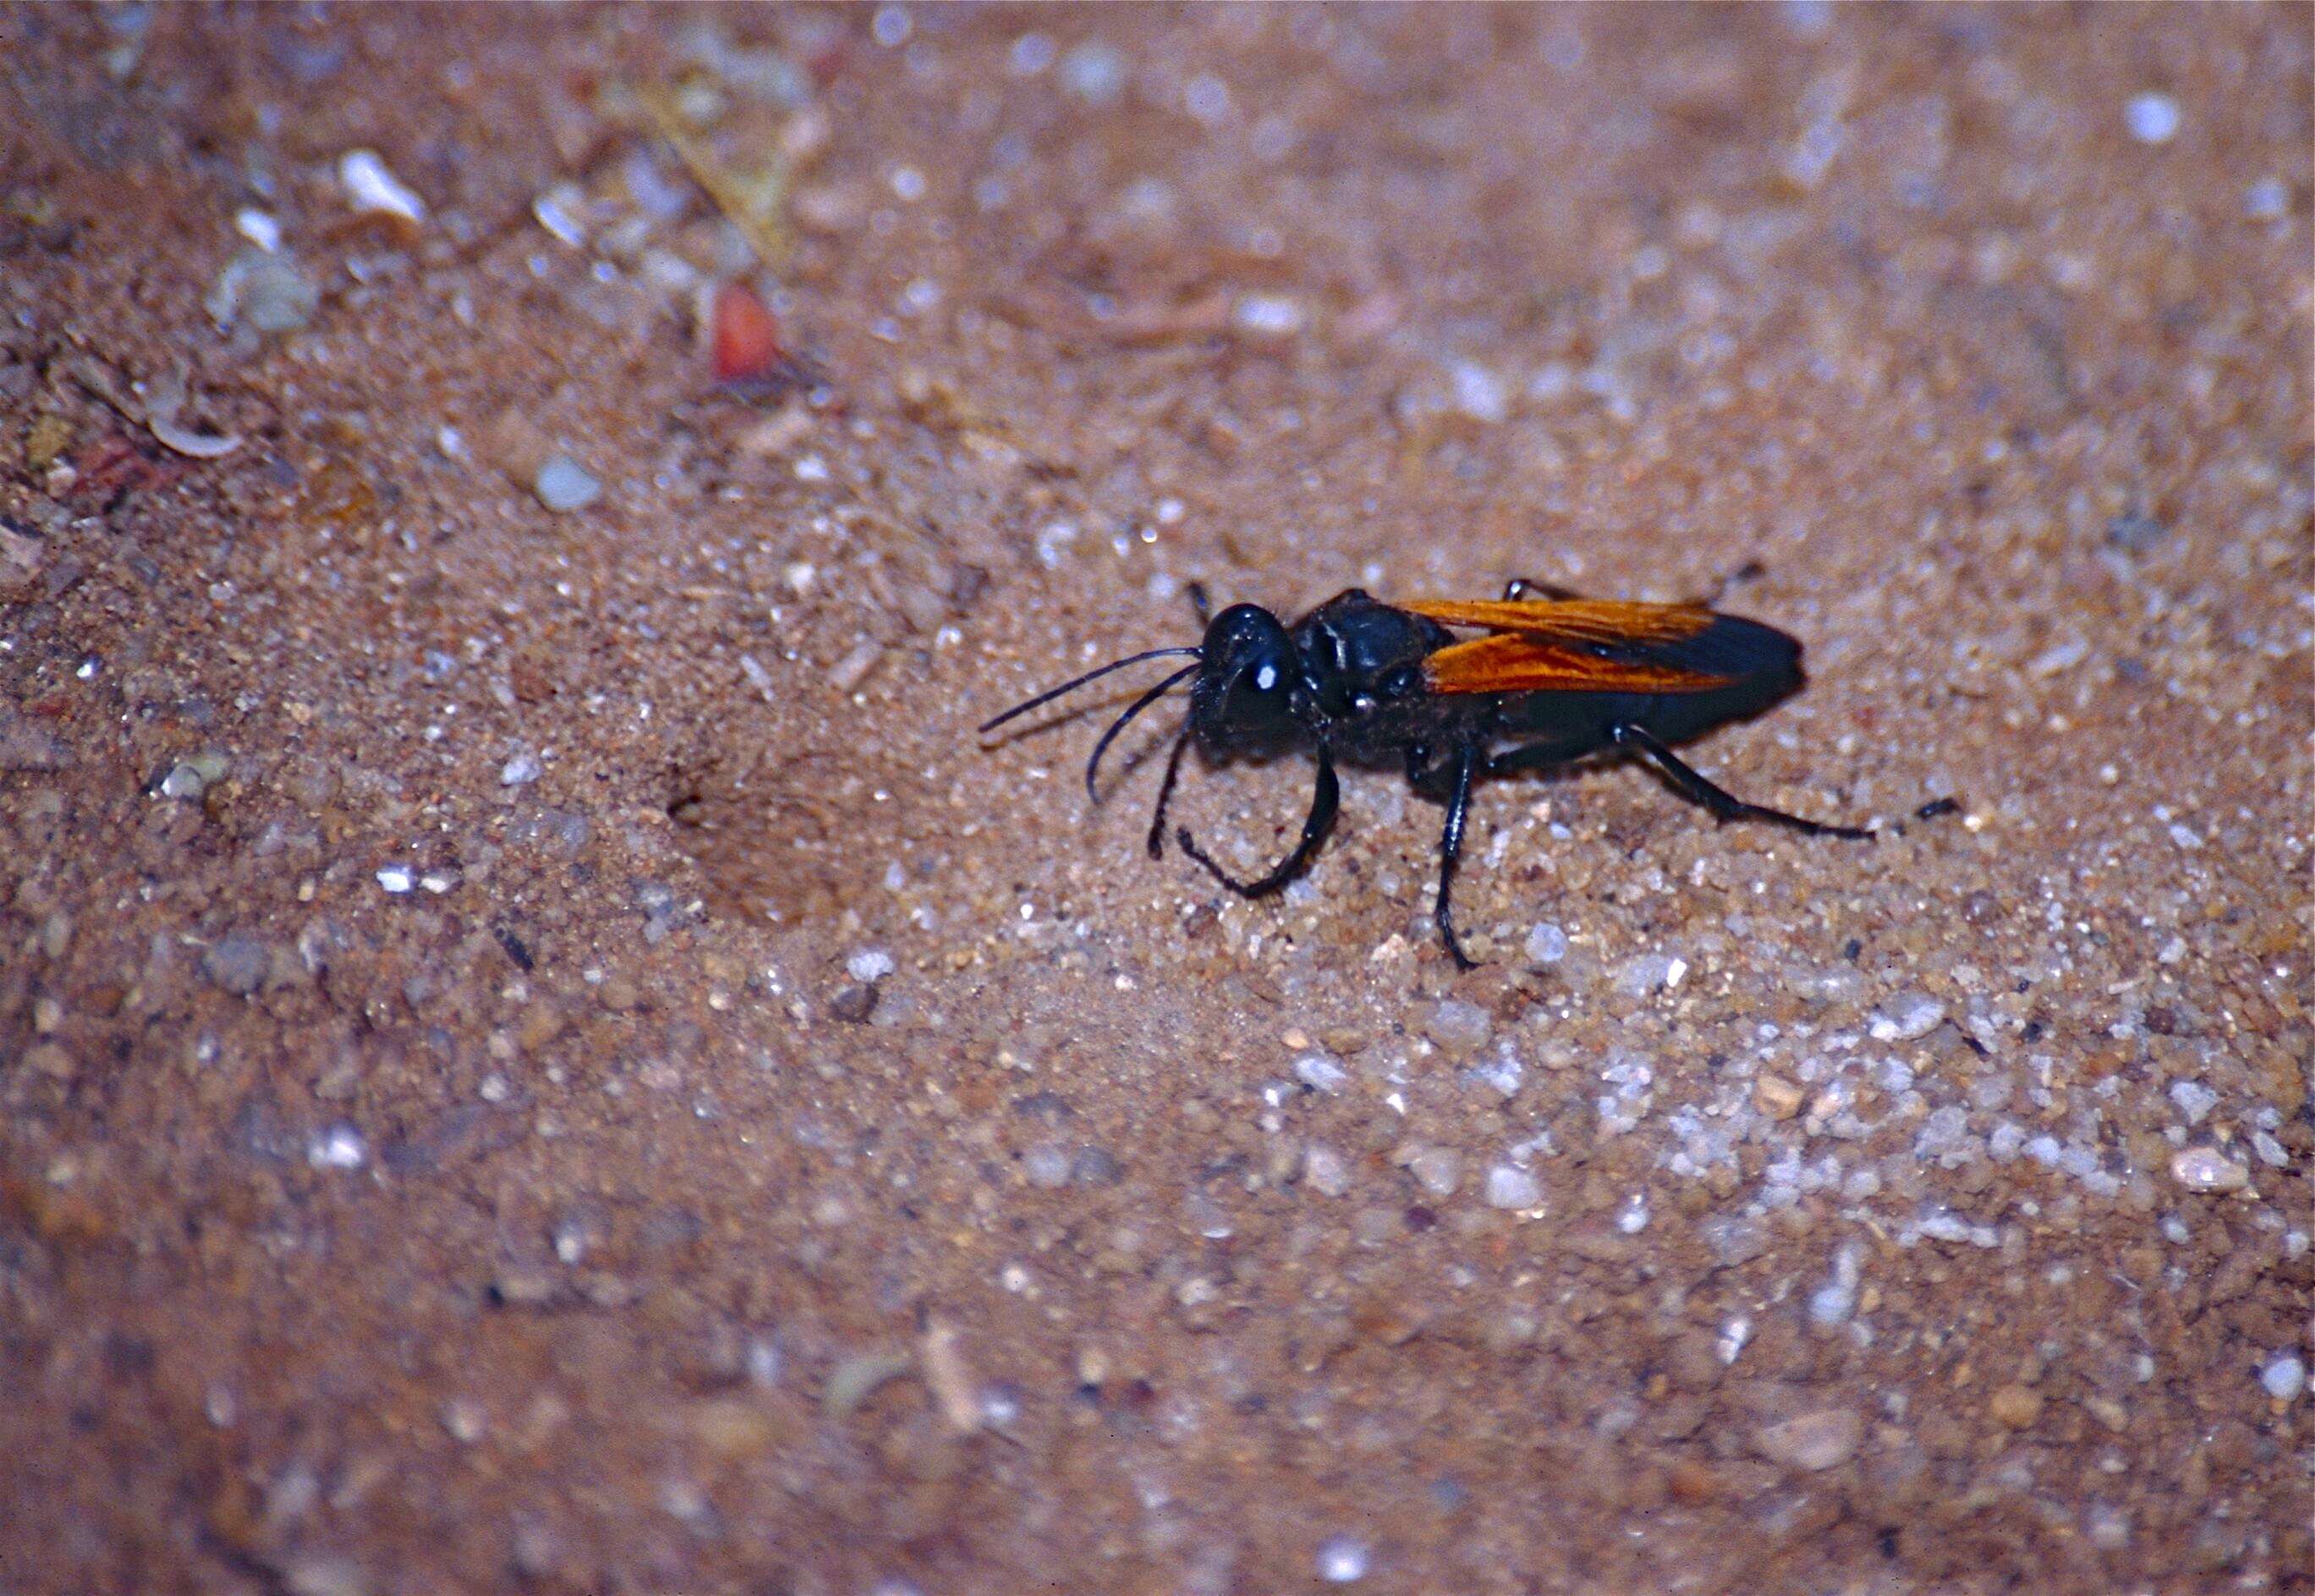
(712, 279), (784, 387)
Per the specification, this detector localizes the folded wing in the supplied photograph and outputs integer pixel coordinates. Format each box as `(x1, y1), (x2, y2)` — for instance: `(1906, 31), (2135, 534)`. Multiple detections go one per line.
(1402, 596), (1744, 696)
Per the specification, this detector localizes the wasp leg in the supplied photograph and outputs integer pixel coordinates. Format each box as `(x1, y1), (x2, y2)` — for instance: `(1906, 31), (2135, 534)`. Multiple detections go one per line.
(1177, 745), (1339, 897)
(1146, 729), (1193, 858)
(1502, 577), (1585, 602)
(1431, 743), (1481, 970)
(1611, 723), (1871, 839)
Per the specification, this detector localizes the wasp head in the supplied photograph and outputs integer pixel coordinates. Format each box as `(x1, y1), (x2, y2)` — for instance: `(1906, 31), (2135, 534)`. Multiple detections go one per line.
(1189, 603), (1303, 755)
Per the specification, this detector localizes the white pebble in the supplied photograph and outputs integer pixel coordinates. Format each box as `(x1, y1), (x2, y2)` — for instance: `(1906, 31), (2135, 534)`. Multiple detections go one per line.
(1484, 1163), (1541, 1209)
(2259, 1354), (2306, 1403)
(1294, 1052), (1348, 1094)
(1303, 1144), (1351, 1198)
(500, 753), (541, 787)
(376, 865), (414, 894)
(534, 456), (601, 513)
(2167, 1079), (2218, 1125)
(2124, 91), (2181, 145)
(1450, 359), (1510, 424)
(2170, 1146), (2249, 1193)
(846, 948), (896, 983)
(1314, 1535), (1369, 1583)
(233, 207), (282, 251)
(339, 149), (426, 222)
(306, 1124), (366, 1170)
(1523, 922), (1568, 963)
(1233, 293), (1304, 339)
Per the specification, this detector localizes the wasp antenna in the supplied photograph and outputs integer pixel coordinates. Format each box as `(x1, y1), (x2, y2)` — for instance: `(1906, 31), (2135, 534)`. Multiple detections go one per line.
(978, 648), (1203, 736)
(1085, 662), (1200, 801)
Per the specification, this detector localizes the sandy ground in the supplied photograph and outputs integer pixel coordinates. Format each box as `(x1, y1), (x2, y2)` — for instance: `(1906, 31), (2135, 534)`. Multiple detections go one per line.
(3, 5), (2310, 1593)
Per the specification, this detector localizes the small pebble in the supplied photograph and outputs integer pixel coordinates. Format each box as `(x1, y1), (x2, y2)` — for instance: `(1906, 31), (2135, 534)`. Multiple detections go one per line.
(2123, 91), (2181, 145)
(846, 948), (896, 984)
(339, 148), (426, 221)
(160, 762), (209, 800)
(2170, 1147), (2250, 1193)
(1753, 1407), (1862, 1471)
(1754, 1075), (1805, 1120)
(1232, 293), (1305, 339)
(1022, 1144), (1072, 1189)
(1314, 1535), (1369, 1583)
(376, 865), (414, 894)
(1450, 359), (1511, 424)
(1303, 1144), (1351, 1198)
(1407, 1147), (1462, 1198)
(2243, 177), (2289, 221)
(1294, 1051), (1348, 1093)
(535, 456), (602, 513)
(201, 934), (272, 996)
(2258, 1355), (2306, 1403)
(1484, 1164), (1541, 1209)
(1522, 922), (1568, 963)
(500, 752), (541, 787)
(1988, 1384), (2044, 1429)
(1422, 999), (1492, 1058)
(306, 1125), (366, 1171)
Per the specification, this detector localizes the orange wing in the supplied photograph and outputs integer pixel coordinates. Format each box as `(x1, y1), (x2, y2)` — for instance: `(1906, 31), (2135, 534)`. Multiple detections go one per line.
(1400, 596), (1716, 648)
(1422, 632), (1730, 695)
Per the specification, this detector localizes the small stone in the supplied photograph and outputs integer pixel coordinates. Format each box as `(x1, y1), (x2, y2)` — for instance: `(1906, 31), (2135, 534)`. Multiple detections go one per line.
(1422, 999), (1492, 1058)
(1868, 992), (1945, 1042)
(1753, 1407), (1862, 1471)
(1407, 1146), (1462, 1198)
(1303, 1144), (1351, 1198)
(1294, 1051), (1348, 1093)
(1522, 922), (1568, 964)
(376, 865), (414, 894)
(1988, 1385), (2044, 1429)
(305, 1125), (366, 1171)
(1754, 1075), (1805, 1120)
(845, 948), (895, 984)
(440, 1397), (486, 1444)
(1314, 1535), (1369, 1583)
(1022, 1144), (1072, 1189)
(2243, 177), (2289, 222)
(2124, 91), (2181, 145)
(159, 762), (209, 800)
(2258, 1354), (2305, 1403)
(1449, 359), (1511, 424)
(1232, 292), (1304, 339)
(829, 983), (878, 1023)
(534, 456), (601, 513)
(202, 934), (272, 996)
(1484, 1164), (1541, 1209)
(340, 148), (425, 221)
(208, 250), (319, 332)
(2170, 1147), (2250, 1193)
(500, 752), (541, 787)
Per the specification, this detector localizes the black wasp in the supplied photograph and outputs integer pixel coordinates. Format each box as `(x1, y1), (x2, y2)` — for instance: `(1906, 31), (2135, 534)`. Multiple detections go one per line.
(980, 579), (1869, 968)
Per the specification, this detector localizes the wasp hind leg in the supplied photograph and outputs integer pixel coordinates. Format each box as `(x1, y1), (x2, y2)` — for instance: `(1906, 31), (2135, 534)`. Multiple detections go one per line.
(1611, 723), (1871, 839)
(1177, 746), (1340, 897)
(1430, 743), (1482, 971)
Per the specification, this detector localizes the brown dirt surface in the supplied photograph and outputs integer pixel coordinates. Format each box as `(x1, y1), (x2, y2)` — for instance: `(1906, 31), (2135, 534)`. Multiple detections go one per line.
(3, 6), (2310, 1593)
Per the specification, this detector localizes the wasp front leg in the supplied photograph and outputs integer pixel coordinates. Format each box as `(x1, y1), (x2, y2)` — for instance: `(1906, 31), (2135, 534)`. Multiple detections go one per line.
(1177, 745), (1340, 897)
